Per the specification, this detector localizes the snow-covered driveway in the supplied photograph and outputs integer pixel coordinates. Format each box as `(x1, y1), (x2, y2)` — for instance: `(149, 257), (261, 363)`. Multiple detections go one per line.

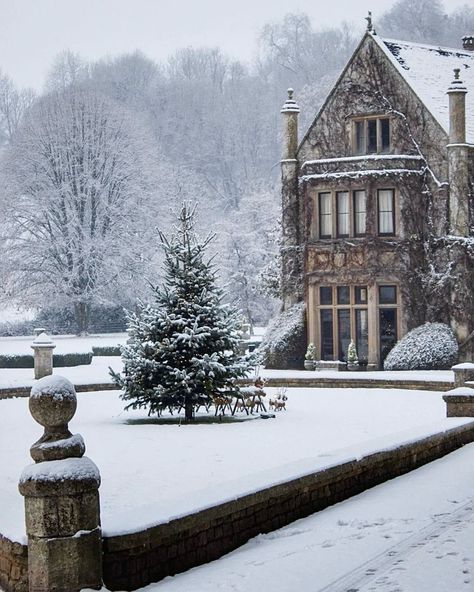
(134, 443), (474, 592)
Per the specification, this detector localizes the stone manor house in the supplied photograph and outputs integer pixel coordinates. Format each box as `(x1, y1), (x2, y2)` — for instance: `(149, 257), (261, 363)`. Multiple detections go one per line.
(280, 24), (473, 368)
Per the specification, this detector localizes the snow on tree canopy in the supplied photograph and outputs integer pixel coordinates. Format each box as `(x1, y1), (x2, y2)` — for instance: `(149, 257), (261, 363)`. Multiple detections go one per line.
(111, 204), (256, 421)
(384, 323), (458, 371)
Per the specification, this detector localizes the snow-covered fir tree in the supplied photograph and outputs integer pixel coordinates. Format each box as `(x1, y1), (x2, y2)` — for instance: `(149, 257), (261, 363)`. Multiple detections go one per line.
(112, 204), (255, 421)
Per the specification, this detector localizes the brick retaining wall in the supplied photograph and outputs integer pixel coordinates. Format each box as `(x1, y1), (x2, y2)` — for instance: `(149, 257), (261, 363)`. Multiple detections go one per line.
(2, 422), (473, 592)
(258, 377), (453, 391)
(0, 378), (453, 400)
(0, 535), (27, 592)
(101, 421), (474, 591)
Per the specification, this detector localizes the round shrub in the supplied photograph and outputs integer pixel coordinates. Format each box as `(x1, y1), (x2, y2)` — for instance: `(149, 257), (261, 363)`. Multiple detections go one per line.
(384, 323), (458, 371)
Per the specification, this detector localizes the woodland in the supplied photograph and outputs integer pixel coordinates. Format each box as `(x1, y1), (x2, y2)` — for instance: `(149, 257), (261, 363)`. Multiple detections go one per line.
(0, 0), (472, 333)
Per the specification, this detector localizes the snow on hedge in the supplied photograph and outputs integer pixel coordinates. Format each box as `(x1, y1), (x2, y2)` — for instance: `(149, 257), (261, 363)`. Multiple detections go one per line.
(384, 323), (458, 371)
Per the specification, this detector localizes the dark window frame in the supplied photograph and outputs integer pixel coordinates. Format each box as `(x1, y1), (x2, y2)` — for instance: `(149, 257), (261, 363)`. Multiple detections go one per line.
(353, 190), (367, 237)
(352, 116), (391, 155)
(336, 191), (350, 238)
(377, 188), (395, 236)
(318, 192), (332, 239)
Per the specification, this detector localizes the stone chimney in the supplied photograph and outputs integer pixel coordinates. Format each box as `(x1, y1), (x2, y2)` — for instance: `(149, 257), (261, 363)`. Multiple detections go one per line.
(446, 68), (471, 360)
(462, 36), (474, 51)
(280, 89), (302, 309)
(281, 88), (300, 160)
(447, 68), (469, 236)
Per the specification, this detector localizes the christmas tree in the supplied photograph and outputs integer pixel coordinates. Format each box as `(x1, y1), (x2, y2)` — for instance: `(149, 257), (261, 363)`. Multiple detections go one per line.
(112, 204), (255, 421)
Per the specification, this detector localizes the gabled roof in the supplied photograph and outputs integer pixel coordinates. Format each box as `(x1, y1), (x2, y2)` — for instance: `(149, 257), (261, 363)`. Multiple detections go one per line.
(373, 34), (474, 144)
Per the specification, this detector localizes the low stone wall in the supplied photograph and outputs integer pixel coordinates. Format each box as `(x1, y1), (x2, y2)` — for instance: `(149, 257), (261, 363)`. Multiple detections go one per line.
(0, 535), (27, 592)
(256, 377), (453, 391)
(102, 421), (474, 591)
(0, 382), (116, 400)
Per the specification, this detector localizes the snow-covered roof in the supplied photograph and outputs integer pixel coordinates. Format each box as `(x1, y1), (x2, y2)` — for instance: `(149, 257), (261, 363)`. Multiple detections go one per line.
(374, 35), (474, 144)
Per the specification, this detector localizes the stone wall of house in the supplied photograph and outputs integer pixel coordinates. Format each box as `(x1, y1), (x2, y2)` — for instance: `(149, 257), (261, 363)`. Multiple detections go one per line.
(298, 35), (449, 185)
(295, 33), (473, 347)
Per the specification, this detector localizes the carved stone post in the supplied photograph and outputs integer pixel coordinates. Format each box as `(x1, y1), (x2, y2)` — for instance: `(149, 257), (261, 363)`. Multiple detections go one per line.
(31, 332), (56, 380)
(19, 376), (102, 592)
(281, 88), (302, 310)
(446, 69), (471, 360)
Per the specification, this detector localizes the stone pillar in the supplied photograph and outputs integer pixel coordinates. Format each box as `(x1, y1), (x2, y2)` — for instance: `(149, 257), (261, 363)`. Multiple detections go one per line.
(31, 332), (56, 380)
(446, 69), (471, 359)
(281, 88), (302, 310)
(18, 376), (102, 592)
(452, 363), (474, 388)
(447, 69), (469, 236)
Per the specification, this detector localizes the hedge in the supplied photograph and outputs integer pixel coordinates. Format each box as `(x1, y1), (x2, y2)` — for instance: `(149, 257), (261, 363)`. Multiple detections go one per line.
(0, 352), (93, 368)
(92, 345), (122, 357)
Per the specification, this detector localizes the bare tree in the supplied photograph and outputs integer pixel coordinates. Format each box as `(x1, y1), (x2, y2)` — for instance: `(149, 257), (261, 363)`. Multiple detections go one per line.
(0, 71), (35, 144)
(0, 87), (157, 333)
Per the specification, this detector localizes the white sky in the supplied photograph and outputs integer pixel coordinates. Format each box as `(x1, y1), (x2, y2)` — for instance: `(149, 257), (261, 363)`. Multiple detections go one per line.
(0, 0), (469, 90)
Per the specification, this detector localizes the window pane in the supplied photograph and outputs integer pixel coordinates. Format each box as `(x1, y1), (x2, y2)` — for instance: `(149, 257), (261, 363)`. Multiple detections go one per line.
(367, 119), (377, 153)
(320, 309), (334, 360)
(380, 118), (390, 152)
(379, 285), (397, 304)
(378, 189), (394, 234)
(319, 192), (332, 237)
(379, 308), (398, 364)
(353, 190), (366, 235)
(320, 286), (333, 305)
(337, 309), (351, 361)
(355, 286), (367, 304)
(337, 286), (350, 304)
(337, 191), (349, 237)
(355, 120), (365, 154)
(355, 309), (368, 361)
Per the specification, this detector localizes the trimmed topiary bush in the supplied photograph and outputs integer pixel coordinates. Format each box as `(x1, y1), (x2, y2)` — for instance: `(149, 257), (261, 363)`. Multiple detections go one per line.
(259, 302), (306, 369)
(384, 323), (458, 371)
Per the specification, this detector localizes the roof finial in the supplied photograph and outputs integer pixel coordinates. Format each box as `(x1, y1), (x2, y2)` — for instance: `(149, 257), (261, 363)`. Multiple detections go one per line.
(281, 87), (300, 114)
(447, 67), (466, 95)
(365, 11), (374, 33)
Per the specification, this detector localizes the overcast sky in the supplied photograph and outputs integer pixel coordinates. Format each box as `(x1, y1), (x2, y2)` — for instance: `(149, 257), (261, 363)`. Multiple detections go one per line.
(0, 0), (469, 90)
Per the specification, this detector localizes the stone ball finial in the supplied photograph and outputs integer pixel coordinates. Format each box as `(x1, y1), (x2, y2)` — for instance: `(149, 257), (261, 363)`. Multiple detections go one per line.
(287, 87), (294, 100)
(29, 376), (85, 462)
(30, 375), (77, 428)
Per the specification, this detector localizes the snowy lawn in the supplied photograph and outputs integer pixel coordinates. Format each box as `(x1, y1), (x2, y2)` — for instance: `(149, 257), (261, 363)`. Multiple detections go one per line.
(0, 387), (469, 544)
(127, 442), (474, 592)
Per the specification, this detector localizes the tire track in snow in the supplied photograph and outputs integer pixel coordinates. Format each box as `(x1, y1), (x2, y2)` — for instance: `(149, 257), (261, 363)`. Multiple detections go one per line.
(317, 499), (474, 592)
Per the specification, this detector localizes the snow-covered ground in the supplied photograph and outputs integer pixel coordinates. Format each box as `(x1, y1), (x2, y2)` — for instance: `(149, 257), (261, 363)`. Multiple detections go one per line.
(0, 387), (468, 545)
(129, 442), (474, 592)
